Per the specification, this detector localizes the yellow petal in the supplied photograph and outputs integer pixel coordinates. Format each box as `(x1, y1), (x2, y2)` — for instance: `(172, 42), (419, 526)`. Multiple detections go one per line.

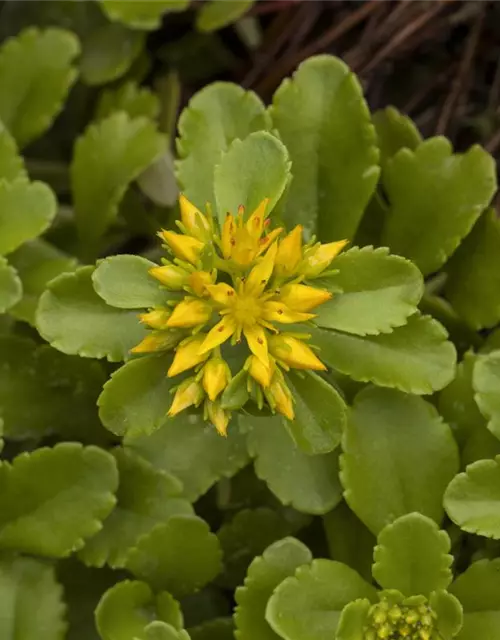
(203, 358), (230, 401)
(199, 317), (236, 355)
(167, 334), (209, 377)
(257, 227), (283, 257)
(166, 298), (212, 328)
(245, 198), (269, 240)
(179, 194), (211, 240)
(205, 283), (236, 307)
(158, 230), (204, 264)
(269, 334), (326, 371)
(187, 270), (214, 297)
(149, 264), (188, 290)
(262, 301), (315, 324)
(268, 376), (294, 420)
(139, 308), (171, 330)
(131, 330), (182, 354)
(206, 401), (230, 436)
(275, 225), (303, 276)
(247, 354), (273, 388)
(221, 213), (235, 259)
(168, 378), (204, 416)
(300, 239), (348, 277)
(277, 283), (331, 312)
(245, 242), (278, 296)
(244, 324), (269, 367)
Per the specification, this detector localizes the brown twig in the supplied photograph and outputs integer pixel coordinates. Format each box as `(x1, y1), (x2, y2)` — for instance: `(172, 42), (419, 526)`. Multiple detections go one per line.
(403, 65), (457, 115)
(435, 3), (485, 135)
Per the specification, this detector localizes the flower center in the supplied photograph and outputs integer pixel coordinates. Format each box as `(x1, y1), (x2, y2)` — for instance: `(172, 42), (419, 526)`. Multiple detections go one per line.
(364, 599), (437, 640)
(230, 292), (262, 326)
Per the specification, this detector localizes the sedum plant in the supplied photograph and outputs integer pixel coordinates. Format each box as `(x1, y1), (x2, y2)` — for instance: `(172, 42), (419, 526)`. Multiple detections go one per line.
(0, 13), (499, 640)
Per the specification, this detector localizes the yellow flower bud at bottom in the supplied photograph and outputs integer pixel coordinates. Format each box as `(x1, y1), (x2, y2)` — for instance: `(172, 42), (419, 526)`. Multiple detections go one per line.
(168, 379), (204, 417)
(131, 330), (183, 354)
(167, 334), (209, 377)
(202, 358), (230, 401)
(206, 401), (229, 436)
(267, 375), (294, 420)
(247, 355), (273, 388)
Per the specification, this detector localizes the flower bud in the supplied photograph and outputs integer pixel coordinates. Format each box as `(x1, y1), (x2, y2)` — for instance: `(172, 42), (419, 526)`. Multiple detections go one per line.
(149, 263), (188, 290)
(188, 270), (214, 297)
(179, 194), (211, 240)
(246, 355), (273, 388)
(300, 239), (348, 277)
(203, 357), (230, 401)
(139, 308), (171, 330)
(269, 334), (326, 371)
(131, 330), (182, 354)
(166, 298), (212, 328)
(167, 334), (210, 377)
(206, 400), (229, 436)
(168, 378), (204, 417)
(267, 375), (294, 420)
(278, 283), (331, 312)
(158, 229), (204, 264)
(275, 224), (303, 277)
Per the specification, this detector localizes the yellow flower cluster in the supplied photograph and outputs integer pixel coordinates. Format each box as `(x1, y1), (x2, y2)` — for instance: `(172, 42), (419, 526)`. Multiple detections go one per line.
(132, 195), (347, 435)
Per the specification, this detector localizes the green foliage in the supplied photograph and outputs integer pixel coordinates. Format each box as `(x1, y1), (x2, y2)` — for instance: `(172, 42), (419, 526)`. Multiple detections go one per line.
(99, 0), (189, 31)
(372, 106), (422, 166)
(96, 82), (161, 122)
(473, 351), (500, 440)
(0, 256), (21, 313)
(196, 1), (255, 33)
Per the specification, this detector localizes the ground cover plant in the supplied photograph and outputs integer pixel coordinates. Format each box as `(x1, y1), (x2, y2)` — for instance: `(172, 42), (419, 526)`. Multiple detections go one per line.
(1, 2), (500, 640)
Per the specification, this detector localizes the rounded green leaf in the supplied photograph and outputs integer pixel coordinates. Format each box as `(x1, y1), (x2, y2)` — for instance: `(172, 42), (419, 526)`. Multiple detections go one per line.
(314, 246), (424, 336)
(0, 121), (25, 181)
(0, 177), (57, 256)
(36, 266), (146, 362)
(7, 239), (77, 324)
(449, 558), (500, 640)
(270, 55), (380, 239)
(96, 580), (183, 640)
(341, 387), (459, 535)
(0, 555), (66, 640)
(444, 209), (500, 329)
(283, 370), (346, 455)
(99, 0), (189, 30)
(189, 618), (234, 640)
(473, 351), (500, 440)
(98, 353), (174, 438)
(0, 443), (118, 557)
(0, 27), (80, 147)
(96, 81), (160, 122)
(80, 449), (193, 568)
(372, 106), (422, 166)
(429, 590), (463, 640)
(372, 513), (453, 596)
(0, 335), (107, 442)
(382, 137), (497, 275)
(336, 599), (371, 640)
(310, 314), (457, 395)
(235, 537), (313, 640)
(196, 0), (254, 32)
(0, 256), (21, 313)
(246, 415), (343, 514)
(71, 112), (166, 254)
(92, 255), (167, 309)
(176, 83), (270, 214)
(444, 456), (500, 538)
(214, 131), (290, 227)
(266, 559), (376, 640)
(124, 515), (223, 596)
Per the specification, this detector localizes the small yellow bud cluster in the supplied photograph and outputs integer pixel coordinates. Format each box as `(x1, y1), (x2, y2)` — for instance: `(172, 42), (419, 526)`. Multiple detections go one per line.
(364, 599), (438, 640)
(131, 194), (347, 435)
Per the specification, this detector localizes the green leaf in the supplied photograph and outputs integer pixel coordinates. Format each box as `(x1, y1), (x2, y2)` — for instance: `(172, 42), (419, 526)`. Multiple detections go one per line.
(98, 354), (174, 438)
(0, 256), (21, 313)
(196, 0), (254, 32)
(235, 537), (312, 640)
(450, 558), (500, 640)
(36, 266), (146, 362)
(265, 559), (376, 640)
(0, 335), (107, 442)
(7, 239), (77, 324)
(0, 555), (66, 640)
(126, 413), (249, 501)
(444, 210), (500, 329)
(372, 106), (422, 166)
(429, 590), (463, 640)
(0, 27), (80, 147)
(80, 449), (193, 568)
(270, 55), (379, 240)
(323, 502), (375, 583)
(99, 0), (189, 30)
(314, 246), (423, 335)
(438, 352), (486, 448)
(214, 131), (290, 227)
(124, 515), (223, 596)
(96, 580), (183, 640)
(310, 314), (457, 395)
(0, 121), (26, 181)
(382, 137), (497, 275)
(92, 255), (167, 309)
(462, 426), (500, 468)
(444, 456), (500, 538)
(283, 370), (346, 455)
(341, 386), (459, 535)
(96, 81), (160, 122)
(336, 599), (370, 640)
(473, 351), (500, 440)
(372, 513), (453, 596)
(0, 177), (57, 256)
(245, 415), (343, 515)
(176, 83), (270, 213)
(189, 618), (234, 640)
(0, 443), (118, 557)
(80, 22), (144, 86)
(220, 369), (250, 411)
(71, 113), (166, 254)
